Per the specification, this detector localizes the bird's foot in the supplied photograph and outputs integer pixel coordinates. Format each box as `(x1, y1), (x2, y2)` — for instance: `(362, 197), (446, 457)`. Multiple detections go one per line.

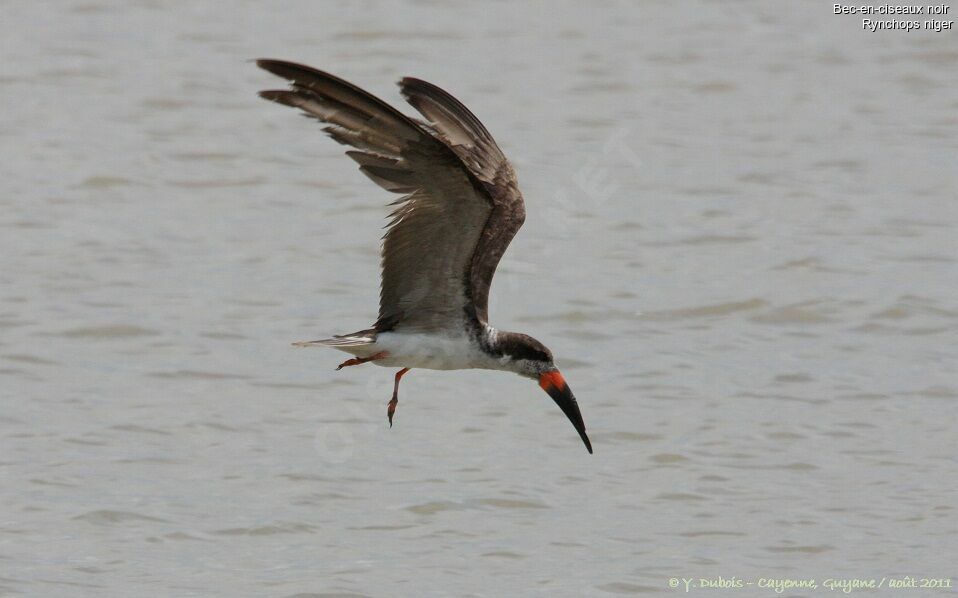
(387, 396), (398, 428)
(335, 351), (388, 370)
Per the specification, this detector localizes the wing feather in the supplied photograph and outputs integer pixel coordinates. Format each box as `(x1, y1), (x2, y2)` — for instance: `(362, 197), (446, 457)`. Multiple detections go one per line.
(399, 77), (525, 324)
(257, 60), (497, 331)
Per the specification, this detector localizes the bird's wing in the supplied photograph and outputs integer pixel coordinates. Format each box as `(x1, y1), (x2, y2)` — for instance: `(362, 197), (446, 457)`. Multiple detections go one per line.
(399, 78), (525, 325)
(257, 60), (523, 332)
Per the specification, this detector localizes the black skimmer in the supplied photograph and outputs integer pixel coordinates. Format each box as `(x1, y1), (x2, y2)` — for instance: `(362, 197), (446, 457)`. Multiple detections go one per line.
(256, 60), (592, 454)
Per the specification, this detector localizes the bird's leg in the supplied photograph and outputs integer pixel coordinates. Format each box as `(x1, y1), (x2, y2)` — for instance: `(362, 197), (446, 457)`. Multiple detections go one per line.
(387, 368), (410, 428)
(335, 351), (388, 371)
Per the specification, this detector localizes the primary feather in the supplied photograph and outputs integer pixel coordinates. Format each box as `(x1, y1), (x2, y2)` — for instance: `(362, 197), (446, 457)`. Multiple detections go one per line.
(257, 59), (525, 334)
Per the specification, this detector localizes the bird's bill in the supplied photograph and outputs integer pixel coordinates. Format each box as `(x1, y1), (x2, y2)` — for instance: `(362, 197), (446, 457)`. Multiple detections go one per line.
(538, 371), (593, 454)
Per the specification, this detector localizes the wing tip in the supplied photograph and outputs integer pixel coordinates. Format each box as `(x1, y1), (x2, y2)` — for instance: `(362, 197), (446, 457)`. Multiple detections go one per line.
(397, 76), (423, 89)
(255, 59), (340, 88)
(255, 58), (290, 77)
(258, 89), (287, 100)
(397, 76), (439, 103)
(255, 58), (304, 77)
(257, 89), (305, 109)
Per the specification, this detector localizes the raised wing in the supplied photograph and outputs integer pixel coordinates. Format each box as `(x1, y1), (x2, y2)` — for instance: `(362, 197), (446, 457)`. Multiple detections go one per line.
(399, 78), (525, 325)
(257, 60), (523, 332)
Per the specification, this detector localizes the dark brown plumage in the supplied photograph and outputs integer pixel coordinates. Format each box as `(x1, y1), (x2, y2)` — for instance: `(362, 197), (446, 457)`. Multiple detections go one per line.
(256, 59), (525, 334)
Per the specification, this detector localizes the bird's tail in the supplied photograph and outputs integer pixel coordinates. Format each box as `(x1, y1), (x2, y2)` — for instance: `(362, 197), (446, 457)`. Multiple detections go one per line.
(292, 329), (376, 348)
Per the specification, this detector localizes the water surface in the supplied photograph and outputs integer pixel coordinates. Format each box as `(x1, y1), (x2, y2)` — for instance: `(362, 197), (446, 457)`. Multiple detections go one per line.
(2, 1), (956, 595)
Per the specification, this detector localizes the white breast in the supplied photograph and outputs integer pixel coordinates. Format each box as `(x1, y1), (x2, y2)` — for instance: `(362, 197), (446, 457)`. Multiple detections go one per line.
(370, 331), (504, 371)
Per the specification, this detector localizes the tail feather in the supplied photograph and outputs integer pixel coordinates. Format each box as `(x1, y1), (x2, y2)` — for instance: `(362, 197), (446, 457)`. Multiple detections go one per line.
(292, 331), (376, 348)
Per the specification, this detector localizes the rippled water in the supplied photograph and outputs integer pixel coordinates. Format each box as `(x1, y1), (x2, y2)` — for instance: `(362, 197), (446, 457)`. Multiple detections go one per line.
(2, 1), (957, 596)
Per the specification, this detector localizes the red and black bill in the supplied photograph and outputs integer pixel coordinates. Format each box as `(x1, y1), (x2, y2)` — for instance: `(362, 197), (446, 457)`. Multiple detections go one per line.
(539, 371), (593, 454)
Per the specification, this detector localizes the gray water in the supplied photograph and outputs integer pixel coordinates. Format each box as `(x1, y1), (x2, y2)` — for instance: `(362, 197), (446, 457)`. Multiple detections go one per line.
(2, 1), (957, 596)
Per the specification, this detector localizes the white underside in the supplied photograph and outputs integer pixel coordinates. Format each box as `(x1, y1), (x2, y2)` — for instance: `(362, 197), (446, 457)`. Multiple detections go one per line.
(332, 331), (511, 371)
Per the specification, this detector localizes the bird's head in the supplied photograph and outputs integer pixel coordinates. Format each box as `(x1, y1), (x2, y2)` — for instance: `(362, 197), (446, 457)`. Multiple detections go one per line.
(496, 332), (593, 454)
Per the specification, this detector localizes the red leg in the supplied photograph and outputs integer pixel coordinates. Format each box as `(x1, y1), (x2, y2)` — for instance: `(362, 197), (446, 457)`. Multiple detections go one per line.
(387, 368), (410, 428)
(336, 351), (388, 370)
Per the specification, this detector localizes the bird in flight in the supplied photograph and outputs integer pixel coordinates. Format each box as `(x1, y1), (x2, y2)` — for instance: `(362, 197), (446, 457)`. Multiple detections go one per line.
(256, 60), (592, 453)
